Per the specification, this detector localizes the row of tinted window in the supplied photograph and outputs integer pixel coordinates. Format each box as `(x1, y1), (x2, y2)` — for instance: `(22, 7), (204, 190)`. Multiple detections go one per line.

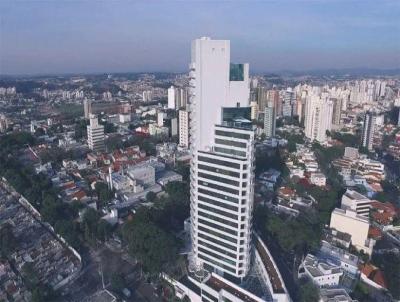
(197, 180), (239, 195)
(198, 180), (239, 195)
(198, 240), (236, 259)
(198, 219), (238, 236)
(198, 211), (238, 228)
(198, 155), (240, 169)
(214, 147), (247, 157)
(198, 226), (237, 244)
(202, 291), (218, 302)
(215, 130), (250, 140)
(198, 254), (236, 273)
(198, 248), (236, 266)
(198, 232), (237, 251)
(198, 172), (239, 186)
(198, 188), (238, 204)
(215, 138), (247, 149)
(198, 203), (238, 220)
(198, 164), (240, 178)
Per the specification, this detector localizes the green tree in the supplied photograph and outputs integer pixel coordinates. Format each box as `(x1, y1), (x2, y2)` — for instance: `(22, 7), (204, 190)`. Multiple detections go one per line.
(123, 216), (179, 275)
(110, 273), (125, 293)
(0, 223), (17, 257)
(298, 277), (319, 302)
(95, 182), (113, 207)
(372, 252), (400, 299)
(146, 191), (157, 203)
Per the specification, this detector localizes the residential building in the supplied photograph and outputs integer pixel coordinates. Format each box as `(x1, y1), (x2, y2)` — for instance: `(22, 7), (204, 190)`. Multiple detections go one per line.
(319, 288), (357, 302)
(282, 88), (295, 117)
(304, 93), (333, 142)
(250, 101), (258, 120)
(0, 114), (8, 133)
(310, 172), (326, 187)
(330, 208), (373, 254)
(83, 98), (92, 119)
(344, 147), (359, 159)
(341, 189), (371, 218)
(298, 254), (343, 288)
(361, 111), (376, 151)
(87, 114), (105, 152)
(190, 37), (254, 279)
(179, 109), (190, 148)
(168, 85), (176, 109)
(331, 97), (342, 128)
(264, 106), (276, 137)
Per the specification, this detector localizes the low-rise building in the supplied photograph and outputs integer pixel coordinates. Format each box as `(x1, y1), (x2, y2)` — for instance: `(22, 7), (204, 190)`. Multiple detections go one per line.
(341, 189), (371, 218)
(310, 172), (326, 187)
(298, 254), (343, 288)
(330, 208), (374, 255)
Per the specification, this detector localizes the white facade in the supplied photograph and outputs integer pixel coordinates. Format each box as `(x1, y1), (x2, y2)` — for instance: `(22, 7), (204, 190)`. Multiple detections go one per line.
(298, 254), (343, 288)
(304, 93), (333, 142)
(341, 189), (371, 217)
(189, 37), (253, 279)
(87, 115), (105, 152)
(168, 86), (176, 109)
(330, 208), (372, 254)
(179, 109), (190, 148)
(189, 37), (249, 151)
(310, 172), (326, 187)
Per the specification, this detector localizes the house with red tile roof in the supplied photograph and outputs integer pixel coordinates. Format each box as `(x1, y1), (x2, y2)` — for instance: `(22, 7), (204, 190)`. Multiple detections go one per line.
(360, 263), (388, 290)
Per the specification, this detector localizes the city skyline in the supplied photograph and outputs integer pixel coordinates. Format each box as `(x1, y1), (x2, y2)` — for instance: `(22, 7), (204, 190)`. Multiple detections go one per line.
(1, 0), (400, 75)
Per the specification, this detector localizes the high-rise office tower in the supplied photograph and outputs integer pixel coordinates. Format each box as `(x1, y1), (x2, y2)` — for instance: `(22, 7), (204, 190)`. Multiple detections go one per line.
(83, 99), (92, 119)
(264, 106), (276, 137)
(179, 109), (190, 148)
(304, 93), (333, 142)
(361, 111), (376, 151)
(189, 37), (254, 279)
(168, 86), (176, 109)
(87, 114), (105, 152)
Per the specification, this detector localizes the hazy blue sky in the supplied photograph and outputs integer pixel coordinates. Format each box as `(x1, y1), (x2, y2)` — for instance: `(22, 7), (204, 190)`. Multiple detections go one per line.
(1, 0), (399, 75)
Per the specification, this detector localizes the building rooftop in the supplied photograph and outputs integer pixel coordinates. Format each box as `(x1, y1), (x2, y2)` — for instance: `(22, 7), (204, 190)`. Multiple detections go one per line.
(205, 276), (259, 302)
(255, 238), (285, 294)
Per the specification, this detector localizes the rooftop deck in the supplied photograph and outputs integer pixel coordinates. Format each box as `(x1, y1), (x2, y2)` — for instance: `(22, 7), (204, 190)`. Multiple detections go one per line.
(255, 238), (285, 294)
(205, 276), (259, 302)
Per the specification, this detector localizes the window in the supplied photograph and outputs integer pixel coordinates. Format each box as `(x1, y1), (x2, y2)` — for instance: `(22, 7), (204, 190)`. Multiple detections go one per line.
(229, 63), (244, 81)
(198, 180), (239, 195)
(198, 203), (238, 220)
(198, 155), (240, 169)
(215, 138), (247, 149)
(198, 188), (238, 203)
(198, 195), (238, 211)
(215, 146), (247, 157)
(215, 130), (250, 140)
(198, 164), (240, 178)
(198, 172), (239, 186)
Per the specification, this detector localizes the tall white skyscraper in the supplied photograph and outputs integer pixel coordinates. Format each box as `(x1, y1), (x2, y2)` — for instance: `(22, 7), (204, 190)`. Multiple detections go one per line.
(189, 37), (254, 279)
(179, 109), (190, 148)
(361, 111), (376, 151)
(168, 86), (176, 109)
(87, 114), (105, 152)
(304, 93), (333, 142)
